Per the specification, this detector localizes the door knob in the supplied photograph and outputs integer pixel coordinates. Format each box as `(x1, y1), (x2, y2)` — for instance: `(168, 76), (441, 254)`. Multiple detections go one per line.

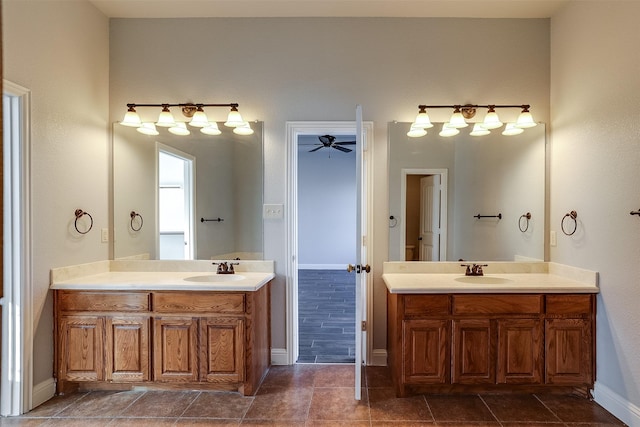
(347, 264), (371, 273)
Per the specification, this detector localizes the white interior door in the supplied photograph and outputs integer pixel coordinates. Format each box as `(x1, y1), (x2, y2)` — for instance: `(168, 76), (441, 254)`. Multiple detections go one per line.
(353, 104), (368, 400)
(418, 175), (441, 261)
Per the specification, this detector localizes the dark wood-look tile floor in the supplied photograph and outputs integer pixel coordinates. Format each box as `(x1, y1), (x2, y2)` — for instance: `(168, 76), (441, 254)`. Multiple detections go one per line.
(298, 269), (356, 363)
(2, 365), (627, 426)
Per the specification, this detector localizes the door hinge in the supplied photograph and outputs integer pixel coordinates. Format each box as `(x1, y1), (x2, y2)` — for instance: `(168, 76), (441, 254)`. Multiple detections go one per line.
(361, 321), (367, 331)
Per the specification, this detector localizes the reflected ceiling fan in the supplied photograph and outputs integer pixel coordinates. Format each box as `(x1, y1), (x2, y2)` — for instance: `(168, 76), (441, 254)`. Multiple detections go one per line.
(306, 135), (356, 153)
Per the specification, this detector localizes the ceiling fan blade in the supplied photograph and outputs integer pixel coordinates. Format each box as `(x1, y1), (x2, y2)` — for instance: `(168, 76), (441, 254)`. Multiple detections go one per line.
(334, 141), (356, 145)
(333, 145), (352, 153)
(309, 146), (324, 152)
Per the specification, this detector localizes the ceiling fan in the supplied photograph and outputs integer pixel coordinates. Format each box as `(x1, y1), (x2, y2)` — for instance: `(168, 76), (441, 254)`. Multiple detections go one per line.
(306, 135), (356, 153)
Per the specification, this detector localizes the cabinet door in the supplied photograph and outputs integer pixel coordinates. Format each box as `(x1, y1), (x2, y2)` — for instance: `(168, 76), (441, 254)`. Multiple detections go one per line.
(497, 319), (543, 384)
(453, 319), (494, 384)
(153, 317), (198, 382)
(545, 318), (592, 385)
(58, 316), (104, 382)
(402, 319), (450, 384)
(199, 317), (245, 383)
(105, 316), (150, 382)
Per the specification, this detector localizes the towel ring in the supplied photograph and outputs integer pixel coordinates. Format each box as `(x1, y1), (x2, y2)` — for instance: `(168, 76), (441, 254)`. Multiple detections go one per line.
(561, 210), (578, 236)
(130, 211), (143, 232)
(519, 212), (532, 233)
(74, 209), (93, 235)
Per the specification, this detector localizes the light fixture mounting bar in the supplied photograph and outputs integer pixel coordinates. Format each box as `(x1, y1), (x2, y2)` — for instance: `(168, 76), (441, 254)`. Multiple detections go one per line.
(417, 104), (530, 110)
(126, 102), (239, 108)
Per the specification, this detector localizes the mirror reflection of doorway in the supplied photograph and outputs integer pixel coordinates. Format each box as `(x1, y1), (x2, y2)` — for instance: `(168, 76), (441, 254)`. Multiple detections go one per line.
(403, 169), (448, 261)
(157, 146), (195, 260)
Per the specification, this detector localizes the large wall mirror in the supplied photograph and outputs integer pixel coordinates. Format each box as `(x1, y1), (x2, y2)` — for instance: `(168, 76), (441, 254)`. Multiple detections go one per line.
(113, 122), (263, 260)
(388, 121), (545, 262)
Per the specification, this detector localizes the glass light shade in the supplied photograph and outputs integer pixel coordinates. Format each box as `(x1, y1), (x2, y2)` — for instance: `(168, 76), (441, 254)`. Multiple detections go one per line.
(156, 109), (176, 127)
(502, 123), (524, 136)
(482, 111), (503, 129)
(189, 110), (210, 127)
(136, 122), (159, 136)
(201, 122), (222, 135)
(168, 122), (190, 136)
(448, 111), (469, 128)
(407, 124), (427, 138)
(469, 123), (490, 136)
(224, 108), (244, 127)
(439, 123), (460, 137)
(413, 111), (433, 129)
(233, 122), (254, 135)
(515, 111), (537, 128)
(121, 110), (142, 127)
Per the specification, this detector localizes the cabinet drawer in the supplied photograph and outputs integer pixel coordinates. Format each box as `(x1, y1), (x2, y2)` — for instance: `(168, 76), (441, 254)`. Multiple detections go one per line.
(403, 295), (450, 316)
(57, 291), (150, 312)
(153, 292), (245, 314)
(453, 295), (542, 315)
(546, 295), (593, 315)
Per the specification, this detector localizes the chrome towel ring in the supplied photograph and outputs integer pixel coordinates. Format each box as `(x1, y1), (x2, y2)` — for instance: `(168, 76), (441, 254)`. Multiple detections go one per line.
(74, 209), (93, 235)
(130, 211), (143, 231)
(519, 212), (532, 232)
(561, 210), (578, 236)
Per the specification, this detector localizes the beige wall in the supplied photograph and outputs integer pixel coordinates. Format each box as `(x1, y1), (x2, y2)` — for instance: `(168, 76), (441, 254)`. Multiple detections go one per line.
(551, 1), (640, 416)
(3, 0), (110, 386)
(109, 16), (551, 354)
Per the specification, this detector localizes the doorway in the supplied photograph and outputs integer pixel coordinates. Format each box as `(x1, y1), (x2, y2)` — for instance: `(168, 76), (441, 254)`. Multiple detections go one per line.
(296, 133), (357, 363)
(401, 169), (448, 261)
(284, 120), (374, 369)
(157, 144), (195, 260)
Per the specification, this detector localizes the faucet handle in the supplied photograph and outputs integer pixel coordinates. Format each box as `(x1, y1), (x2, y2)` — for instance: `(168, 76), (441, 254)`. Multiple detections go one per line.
(460, 264), (472, 276)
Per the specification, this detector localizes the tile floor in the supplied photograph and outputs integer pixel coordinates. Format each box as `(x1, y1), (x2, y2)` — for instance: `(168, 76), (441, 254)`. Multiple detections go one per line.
(298, 269), (356, 363)
(2, 364), (627, 426)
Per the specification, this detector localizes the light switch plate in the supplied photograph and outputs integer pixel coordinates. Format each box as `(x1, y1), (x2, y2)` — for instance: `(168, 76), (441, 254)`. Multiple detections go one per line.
(101, 228), (109, 243)
(263, 204), (284, 219)
(550, 230), (557, 247)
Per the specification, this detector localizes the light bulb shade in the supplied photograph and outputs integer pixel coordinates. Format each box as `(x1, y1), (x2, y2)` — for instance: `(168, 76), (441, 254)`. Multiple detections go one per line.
(482, 111), (503, 129)
(470, 123), (490, 136)
(224, 107), (244, 127)
(121, 110), (142, 127)
(439, 123), (460, 137)
(407, 124), (427, 138)
(448, 111), (468, 128)
(136, 122), (159, 135)
(156, 108), (176, 127)
(233, 122), (254, 135)
(168, 122), (190, 135)
(515, 111), (537, 128)
(413, 111), (433, 129)
(201, 122), (222, 135)
(189, 110), (210, 127)
(502, 123), (524, 136)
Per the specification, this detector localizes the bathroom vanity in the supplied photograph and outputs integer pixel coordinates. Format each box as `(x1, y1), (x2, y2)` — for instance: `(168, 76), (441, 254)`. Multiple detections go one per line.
(383, 262), (598, 397)
(51, 260), (274, 396)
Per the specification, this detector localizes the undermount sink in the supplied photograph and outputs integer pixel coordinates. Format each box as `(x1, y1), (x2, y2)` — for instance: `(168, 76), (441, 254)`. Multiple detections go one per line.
(454, 276), (514, 285)
(184, 274), (246, 283)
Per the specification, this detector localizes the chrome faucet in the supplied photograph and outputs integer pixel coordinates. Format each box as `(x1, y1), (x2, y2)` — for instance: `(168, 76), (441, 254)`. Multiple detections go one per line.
(461, 263), (488, 276)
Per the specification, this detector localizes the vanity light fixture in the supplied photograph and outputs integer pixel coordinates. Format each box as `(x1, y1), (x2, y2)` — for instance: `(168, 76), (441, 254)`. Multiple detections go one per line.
(502, 123), (524, 136)
(120, 102), (253, 136)
(439, 122), (460, 137)
(407, 103), (536, 138)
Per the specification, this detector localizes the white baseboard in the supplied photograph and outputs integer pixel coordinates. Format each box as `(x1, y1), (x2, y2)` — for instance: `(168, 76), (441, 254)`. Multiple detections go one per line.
(271, 348), (289, 365)
(594, 381), (640, 427)
(32, 378), (56, 410)
(370, 349), (387, 366)
(298, 264), (346, 270)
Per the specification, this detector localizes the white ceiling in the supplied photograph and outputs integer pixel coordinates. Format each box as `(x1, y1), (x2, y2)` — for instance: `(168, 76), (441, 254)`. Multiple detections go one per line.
(88, 0), (571, 19)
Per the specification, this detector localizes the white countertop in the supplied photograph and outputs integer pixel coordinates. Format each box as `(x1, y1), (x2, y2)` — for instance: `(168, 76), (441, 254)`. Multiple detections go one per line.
(50, 260), (275, 292)
(382, 262), (599, 294)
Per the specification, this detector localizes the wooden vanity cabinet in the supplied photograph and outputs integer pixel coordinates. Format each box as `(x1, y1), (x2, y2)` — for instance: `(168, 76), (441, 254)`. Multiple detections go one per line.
(388, 292), (595, 397)
(55, 284), (270, 396)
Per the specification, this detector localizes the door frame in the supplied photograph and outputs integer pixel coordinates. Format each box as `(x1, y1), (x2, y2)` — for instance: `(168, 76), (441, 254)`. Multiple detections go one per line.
(285, 120), (374, 365)
(2, 80), (33, 415)
(156, 143), (196, 260)
(400, 168), (448, 261)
